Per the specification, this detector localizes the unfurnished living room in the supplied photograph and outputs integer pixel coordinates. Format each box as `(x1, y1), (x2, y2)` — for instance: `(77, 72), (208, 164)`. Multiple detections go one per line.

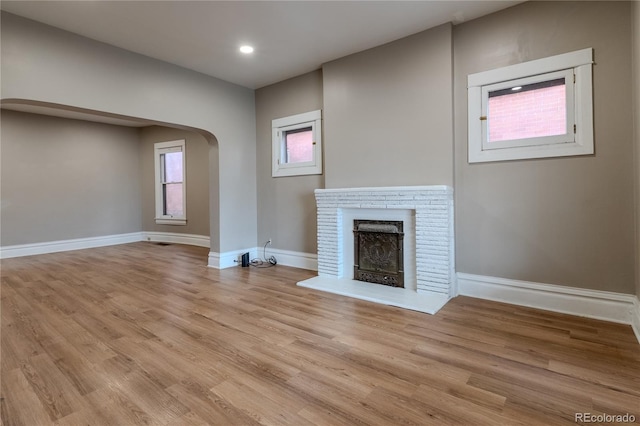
(1, 1), (640, 425)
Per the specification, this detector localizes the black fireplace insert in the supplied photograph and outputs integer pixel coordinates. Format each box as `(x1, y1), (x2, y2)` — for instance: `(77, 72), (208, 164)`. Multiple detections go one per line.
(353, 220), (404, 288)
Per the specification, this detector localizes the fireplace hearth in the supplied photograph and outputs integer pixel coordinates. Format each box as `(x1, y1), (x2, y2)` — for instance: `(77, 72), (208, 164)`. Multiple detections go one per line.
(353, 220), (404, 288)
(297, 185), (455, 315)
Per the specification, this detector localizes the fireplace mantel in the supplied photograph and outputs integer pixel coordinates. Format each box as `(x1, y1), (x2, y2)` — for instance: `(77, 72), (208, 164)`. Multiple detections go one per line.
(298, 185), (455, 314)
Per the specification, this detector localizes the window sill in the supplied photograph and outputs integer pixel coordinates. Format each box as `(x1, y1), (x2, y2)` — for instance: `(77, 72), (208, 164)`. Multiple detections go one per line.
(273, 164), (322, 177)
(155, 218), (187, 226)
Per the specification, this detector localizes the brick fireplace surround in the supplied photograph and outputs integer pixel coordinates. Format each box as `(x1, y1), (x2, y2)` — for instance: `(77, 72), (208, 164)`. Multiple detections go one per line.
(297, 186), (456, 314)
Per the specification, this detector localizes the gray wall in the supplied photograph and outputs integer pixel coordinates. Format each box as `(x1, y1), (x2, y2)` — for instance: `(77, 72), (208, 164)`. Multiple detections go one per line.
(0, 110), (141, 246)
(139, 126), (210, 237)
(454, 1), (635, 294)
(322, 24), (454, 189)
(255, 71), (323, 254)
(1, 12), (256, 254)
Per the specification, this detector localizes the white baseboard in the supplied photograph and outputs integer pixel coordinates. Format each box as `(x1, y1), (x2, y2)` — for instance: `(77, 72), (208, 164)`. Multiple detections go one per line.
(142, 232), (210, 248)
(265, 247), (317, 271)
(632, 299), (640, 344)
(208, 247), (257, 269)
(1, 232), (212, 259)
(457, 272), (638, 326)
(208, 247), (317, 270)
(0, 232), (143, 259)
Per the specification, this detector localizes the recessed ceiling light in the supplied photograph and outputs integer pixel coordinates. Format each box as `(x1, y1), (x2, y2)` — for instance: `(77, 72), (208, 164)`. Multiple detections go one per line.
(511, 86), (522, 91)
(239, 45), (254, 54)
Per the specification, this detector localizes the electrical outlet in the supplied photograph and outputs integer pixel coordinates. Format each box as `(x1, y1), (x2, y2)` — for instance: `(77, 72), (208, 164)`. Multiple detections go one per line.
(267, 239), (272, 245)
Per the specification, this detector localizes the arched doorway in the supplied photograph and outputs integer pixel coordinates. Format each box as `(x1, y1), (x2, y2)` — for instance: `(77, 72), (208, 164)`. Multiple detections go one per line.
(1, 100), (220, 262)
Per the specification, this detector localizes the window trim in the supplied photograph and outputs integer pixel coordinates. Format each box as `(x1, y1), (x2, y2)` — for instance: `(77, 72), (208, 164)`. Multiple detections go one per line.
(272, 109), (322, 177)
(154, 139), (186, 225)
(468, 48), (594, 163)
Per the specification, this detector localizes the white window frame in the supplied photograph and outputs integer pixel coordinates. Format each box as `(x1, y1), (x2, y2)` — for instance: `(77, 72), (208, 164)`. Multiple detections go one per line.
(272, 110), (322, 177)
(154, 139), (186, 225)
(468, 48), (594, 163)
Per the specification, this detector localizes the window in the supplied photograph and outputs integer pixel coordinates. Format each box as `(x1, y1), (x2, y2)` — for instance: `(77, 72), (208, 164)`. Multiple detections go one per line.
(272, 110), (322, 177)
(154, 139), (186, 225)
(468, 48), (593, 163)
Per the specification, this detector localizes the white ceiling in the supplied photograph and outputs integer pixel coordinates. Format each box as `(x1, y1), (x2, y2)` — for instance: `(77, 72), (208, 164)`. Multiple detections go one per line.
(1, 1), (522, 90)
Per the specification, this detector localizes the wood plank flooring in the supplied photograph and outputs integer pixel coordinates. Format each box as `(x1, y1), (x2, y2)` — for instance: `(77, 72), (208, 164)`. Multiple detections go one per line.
(1, 242), (639, 425)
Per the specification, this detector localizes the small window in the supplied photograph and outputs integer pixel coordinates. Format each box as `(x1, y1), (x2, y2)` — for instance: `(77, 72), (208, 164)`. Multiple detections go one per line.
(468, 48), (593, 163)
(283, 127), (314, 164)
(272, 110), (322, 177)
(154, 140), (186, 225)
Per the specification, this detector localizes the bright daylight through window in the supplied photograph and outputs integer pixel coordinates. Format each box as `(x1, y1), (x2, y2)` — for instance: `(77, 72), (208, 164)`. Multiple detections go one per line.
(154, 139), (186, 225)
(488, 77), (567, 143)
(283, 127), (314, 164)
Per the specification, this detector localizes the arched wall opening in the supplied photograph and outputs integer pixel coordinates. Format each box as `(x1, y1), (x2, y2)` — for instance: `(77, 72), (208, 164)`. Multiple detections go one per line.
(1, 99), (222, 259)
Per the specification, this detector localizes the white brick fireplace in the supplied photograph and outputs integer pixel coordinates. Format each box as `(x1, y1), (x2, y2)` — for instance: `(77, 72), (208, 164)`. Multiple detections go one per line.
(297, 186), (456, 314)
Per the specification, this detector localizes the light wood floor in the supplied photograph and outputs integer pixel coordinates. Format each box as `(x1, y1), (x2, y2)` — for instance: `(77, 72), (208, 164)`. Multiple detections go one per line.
(1, 242), (639, 425)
